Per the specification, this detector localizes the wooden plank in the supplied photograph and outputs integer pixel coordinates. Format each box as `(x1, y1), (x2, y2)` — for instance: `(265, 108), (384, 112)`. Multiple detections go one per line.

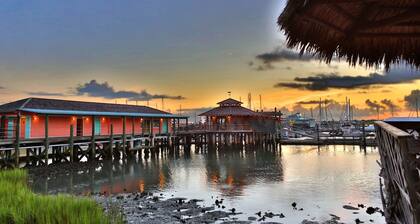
(375, 121), (411, 139)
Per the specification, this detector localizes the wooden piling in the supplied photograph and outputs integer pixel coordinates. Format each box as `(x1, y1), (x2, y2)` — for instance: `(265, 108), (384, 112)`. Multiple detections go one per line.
(90, 116), (96, 160)
(69, 125), (74, 162)
(110, 124), (114, 160)
(43, 115), (49, 165)
(14, 113), (21, 167)
(122, 116), (126, 159)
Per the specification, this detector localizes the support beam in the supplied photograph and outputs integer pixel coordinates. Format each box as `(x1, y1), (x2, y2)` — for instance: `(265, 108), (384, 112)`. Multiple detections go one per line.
(110, 124), (114, 160)
(90, 116), (95, 160)
(44, 115), (49, 165)
(69, 125), (74, 162)
(123, 116), (126, 159)
(14, 113), (21, 167)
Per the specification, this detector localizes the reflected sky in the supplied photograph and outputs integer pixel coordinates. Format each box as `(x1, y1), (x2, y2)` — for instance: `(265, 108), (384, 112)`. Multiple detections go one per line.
(29, 145), (384, 223)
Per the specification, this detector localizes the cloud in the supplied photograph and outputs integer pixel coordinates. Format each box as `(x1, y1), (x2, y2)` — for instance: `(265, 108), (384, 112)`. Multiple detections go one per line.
(250, 48), (318, 71)
(27, 91), (65, 97)
(275, 66), (420, 91)
(0, 86), (4, 89)
(404, 89), (420, 109)
(76, 80), (185, 101)
(296, 99), (334, 105)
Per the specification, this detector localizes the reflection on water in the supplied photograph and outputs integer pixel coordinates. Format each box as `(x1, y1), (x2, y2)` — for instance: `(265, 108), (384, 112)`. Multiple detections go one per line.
(29, 145), (384, 223)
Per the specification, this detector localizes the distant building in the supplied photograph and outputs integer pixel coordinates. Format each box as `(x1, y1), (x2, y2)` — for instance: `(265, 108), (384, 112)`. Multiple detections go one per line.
(287, 113), (316, 128)
(199, 98), (280, 132)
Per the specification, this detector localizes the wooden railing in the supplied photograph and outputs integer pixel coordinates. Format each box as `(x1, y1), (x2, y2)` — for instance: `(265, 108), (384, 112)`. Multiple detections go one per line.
(375, 121), (420, 224)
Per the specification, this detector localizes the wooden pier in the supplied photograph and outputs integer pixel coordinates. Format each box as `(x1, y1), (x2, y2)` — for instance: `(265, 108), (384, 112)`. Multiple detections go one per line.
(375, 120), (420, 224)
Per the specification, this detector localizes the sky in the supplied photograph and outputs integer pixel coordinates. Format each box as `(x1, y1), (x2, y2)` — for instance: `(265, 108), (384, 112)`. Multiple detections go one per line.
(0, 0), (419, 119)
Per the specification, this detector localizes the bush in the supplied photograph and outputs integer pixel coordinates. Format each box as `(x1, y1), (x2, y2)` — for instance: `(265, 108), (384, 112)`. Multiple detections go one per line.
(0, 169), (122, 224)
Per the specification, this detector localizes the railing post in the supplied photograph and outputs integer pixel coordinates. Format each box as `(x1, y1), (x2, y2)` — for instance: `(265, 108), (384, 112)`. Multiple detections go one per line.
(14, 113), (21, 167)
(69, 124), (74, 162)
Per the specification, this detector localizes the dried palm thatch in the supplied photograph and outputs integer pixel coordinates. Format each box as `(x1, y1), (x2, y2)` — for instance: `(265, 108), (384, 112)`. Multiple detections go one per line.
(278, 0), (420, 70)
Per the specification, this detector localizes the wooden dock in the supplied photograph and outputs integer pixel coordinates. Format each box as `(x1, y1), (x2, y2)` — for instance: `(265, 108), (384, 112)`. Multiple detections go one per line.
(375, 121), (420, 224)
(0, 125), (375, 168)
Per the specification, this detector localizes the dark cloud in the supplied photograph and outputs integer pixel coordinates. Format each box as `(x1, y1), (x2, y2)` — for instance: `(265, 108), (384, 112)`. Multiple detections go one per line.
(296, 99), (334, 105)
(76, 80), (185, 101)
(251, 48), (317, 71)
(27, 91), (65, 97)
(404, 89), (420, 109)
(275, 66), (420, 91)
(0, 86), (4, 89)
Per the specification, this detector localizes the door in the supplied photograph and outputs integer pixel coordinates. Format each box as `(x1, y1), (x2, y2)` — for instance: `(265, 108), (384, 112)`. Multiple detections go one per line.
(94, 117), (101, 136)
(7, 118), (14, 138)
(76, 118), (83, 136)
(142, 120), (151, 134)
(24, 116), (31, 139)
(162, 119), (168, 133)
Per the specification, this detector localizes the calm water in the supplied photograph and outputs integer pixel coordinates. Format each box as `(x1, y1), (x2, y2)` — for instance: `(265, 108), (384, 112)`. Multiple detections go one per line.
(30, 145), (385, 223)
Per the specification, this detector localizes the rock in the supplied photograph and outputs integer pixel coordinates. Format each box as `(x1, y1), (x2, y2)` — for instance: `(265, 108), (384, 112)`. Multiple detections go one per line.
(248, 216), (257, 221)
(366, 207), (375, 215)
(355, 218), (364, 224)
(292, 202), (297, 208)
(343, 205), (359, 210)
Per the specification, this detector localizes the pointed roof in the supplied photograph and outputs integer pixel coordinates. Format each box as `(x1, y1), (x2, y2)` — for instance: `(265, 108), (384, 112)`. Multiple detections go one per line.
(217, 98), (243, 107)
(0, 98), (185, 118)
(199, 98), (259, 117)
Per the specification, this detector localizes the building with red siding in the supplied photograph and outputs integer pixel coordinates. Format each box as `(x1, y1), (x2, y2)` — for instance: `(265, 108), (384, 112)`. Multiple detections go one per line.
(0, 98), (186, 140)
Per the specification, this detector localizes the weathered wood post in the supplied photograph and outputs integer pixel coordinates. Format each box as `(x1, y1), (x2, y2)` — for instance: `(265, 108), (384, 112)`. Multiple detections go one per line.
(90, 116), (96, 160)
(44, 114), (49, 165)
(110, 124), (114, 160)
(69, 125), (74, 162)
(122, 116), (126, 159)
(316, 124), (320, 145)
(14, 113), (21, 167)
(362, 120), (366, 149)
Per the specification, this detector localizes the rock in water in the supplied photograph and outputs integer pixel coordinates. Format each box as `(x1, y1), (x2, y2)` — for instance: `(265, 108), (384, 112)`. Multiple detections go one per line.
(343, 205), (359, 210)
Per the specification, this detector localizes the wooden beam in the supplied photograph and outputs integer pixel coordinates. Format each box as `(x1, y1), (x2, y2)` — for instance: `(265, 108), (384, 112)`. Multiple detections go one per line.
(14, 113), (21, 167)
(90, 116), (95, 160)
(122, 116), (126, 159)
(44, 115), (49, 165)
(69, 125), (74, 162)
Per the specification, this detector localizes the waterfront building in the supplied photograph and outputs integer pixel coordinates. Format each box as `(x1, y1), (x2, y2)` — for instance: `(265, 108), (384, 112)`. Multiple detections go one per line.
(0, 98), (183, 140)
(199, 98), (281, 133)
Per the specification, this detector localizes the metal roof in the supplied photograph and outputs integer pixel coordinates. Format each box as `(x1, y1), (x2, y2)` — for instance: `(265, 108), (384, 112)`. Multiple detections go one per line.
(0, 98), (187, 118)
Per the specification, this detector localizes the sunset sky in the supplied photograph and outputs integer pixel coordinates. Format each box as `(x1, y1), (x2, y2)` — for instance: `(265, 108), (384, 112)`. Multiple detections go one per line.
(0, 0), (419, 119)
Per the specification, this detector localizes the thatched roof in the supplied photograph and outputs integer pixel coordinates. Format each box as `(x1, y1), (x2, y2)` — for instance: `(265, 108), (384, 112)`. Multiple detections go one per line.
(278, 0), (420, 70)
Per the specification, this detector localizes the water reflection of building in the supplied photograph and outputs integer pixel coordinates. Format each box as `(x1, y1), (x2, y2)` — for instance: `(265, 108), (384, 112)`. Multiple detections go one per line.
(204, 148), (284, 197)
(29, 158), (173, 195)
(29, 148), (283, 198)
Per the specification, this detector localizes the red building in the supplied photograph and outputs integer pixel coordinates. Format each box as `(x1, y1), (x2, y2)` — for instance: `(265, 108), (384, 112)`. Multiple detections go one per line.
(0, 98), (185, 140)
(199, 98), (281, 132)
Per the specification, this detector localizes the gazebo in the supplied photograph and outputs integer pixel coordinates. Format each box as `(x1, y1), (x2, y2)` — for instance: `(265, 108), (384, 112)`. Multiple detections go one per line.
(199, 98), (278, 132)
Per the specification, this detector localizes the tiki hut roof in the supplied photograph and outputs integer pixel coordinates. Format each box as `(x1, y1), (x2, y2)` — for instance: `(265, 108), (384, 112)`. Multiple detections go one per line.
(198, 106), (260, 117)
(199, 98), (259, 117)
(217, 98), (243, 106)
(0, 98), (184, 118)
(278, 0), (420, 70)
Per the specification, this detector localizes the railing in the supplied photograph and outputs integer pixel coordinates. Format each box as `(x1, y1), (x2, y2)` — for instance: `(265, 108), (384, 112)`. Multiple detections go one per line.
(375, 121), (420, 224)
(177, 124), (254, 132)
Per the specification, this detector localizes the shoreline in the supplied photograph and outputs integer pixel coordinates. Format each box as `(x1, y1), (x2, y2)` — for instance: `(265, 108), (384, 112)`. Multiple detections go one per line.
(93, 192), (346, 224)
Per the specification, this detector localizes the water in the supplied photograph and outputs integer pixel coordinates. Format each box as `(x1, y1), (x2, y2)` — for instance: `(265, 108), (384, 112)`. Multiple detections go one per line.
(29, 145), (385, 223)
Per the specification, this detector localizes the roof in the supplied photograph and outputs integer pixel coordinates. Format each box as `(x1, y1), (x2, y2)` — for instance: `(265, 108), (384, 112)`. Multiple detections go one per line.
(0, 98), (186, 118)
(278, 0), (420, 70)
(385, 117), (420, 122)
(217, 98), (243, 106)
(199, 106), (260, 117)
